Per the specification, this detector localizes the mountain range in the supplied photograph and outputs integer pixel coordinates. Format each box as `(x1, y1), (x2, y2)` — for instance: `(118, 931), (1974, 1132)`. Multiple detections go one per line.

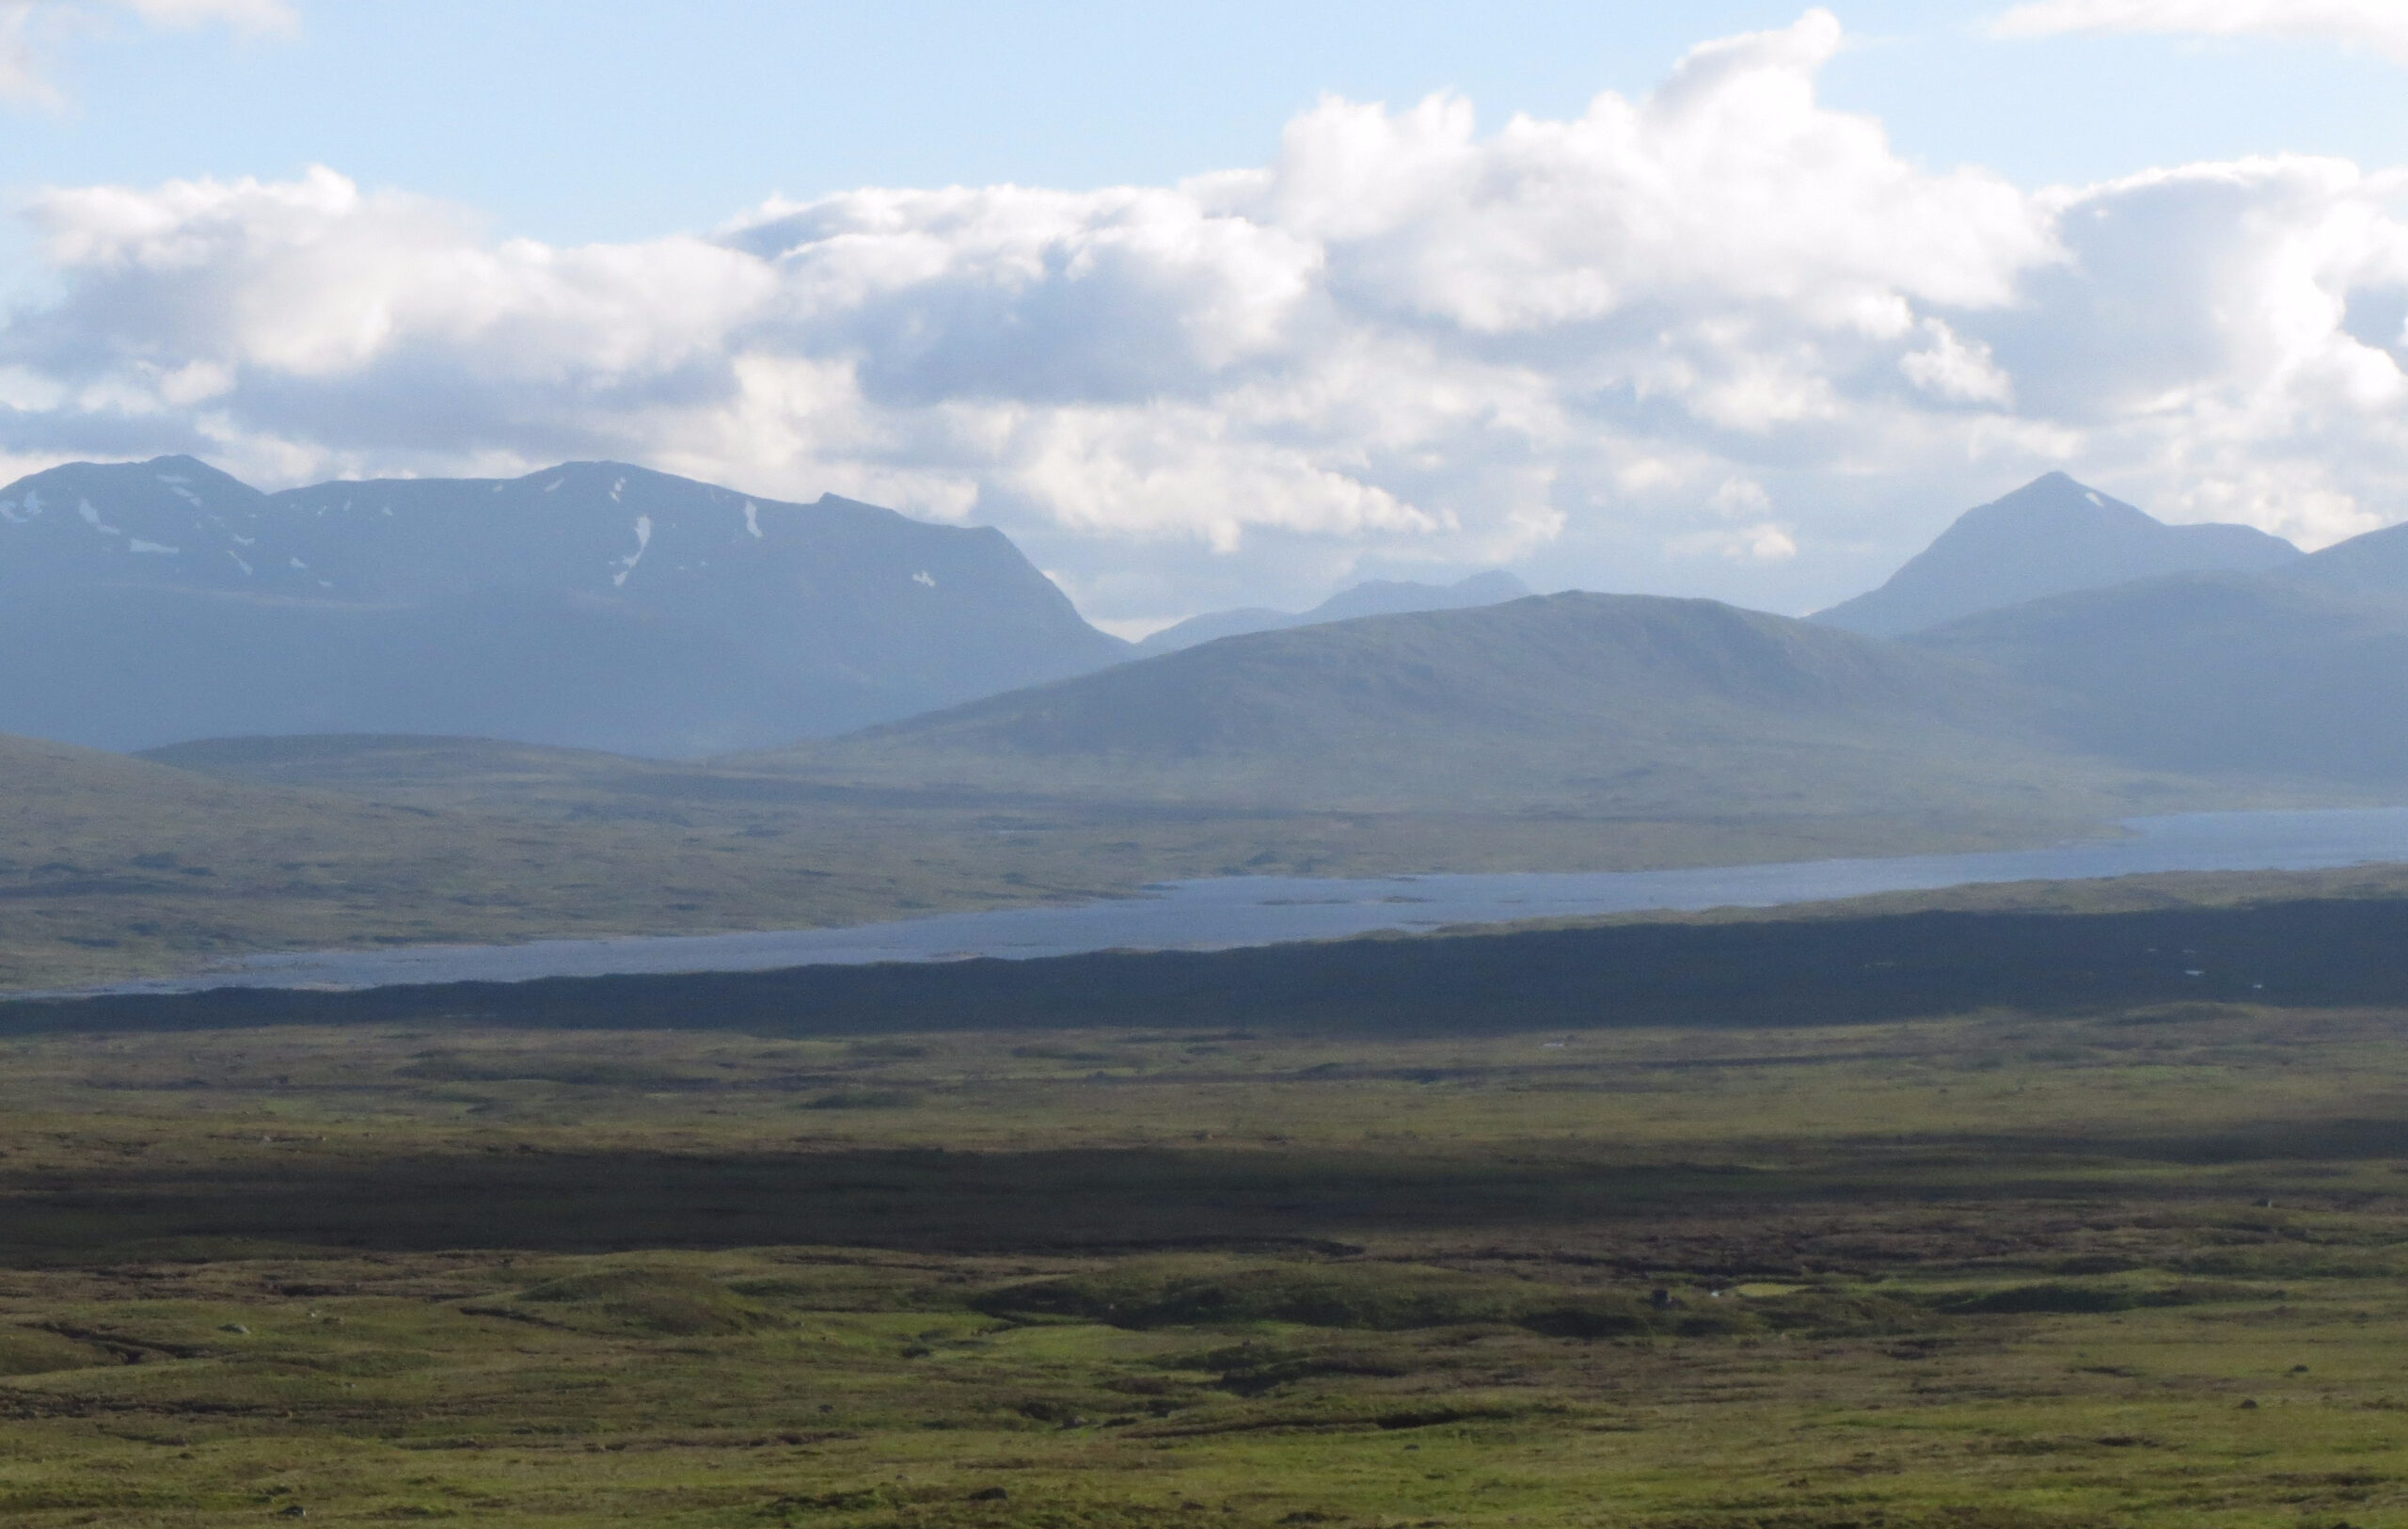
(8, 450), (2408, 809)
(0, 457), (1127, 755)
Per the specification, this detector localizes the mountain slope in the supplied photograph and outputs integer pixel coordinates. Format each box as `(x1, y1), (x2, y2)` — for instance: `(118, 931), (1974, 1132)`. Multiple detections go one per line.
(1909, 571), (2408, 785)
(1135, 571), (1531, 655)
(0, 457), (1126, 754)
(1814, 473), (2300, 638)
(2282, 518), (2408, 597)
(762, 592), (2155, 820)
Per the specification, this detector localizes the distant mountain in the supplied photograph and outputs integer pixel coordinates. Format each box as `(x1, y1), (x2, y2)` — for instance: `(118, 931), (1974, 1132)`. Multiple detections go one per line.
(1814, 473), (2299, 638)
(0, 456), (1126, 755)
(2283, 518), (2408, 597)
(1134, 571), (1531, 656)
(760, 592), (2147, 820)
(1910, 571), (2408, 784)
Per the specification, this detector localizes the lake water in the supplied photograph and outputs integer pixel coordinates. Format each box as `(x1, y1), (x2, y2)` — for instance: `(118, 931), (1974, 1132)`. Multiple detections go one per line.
(64, 806), (2408, 997)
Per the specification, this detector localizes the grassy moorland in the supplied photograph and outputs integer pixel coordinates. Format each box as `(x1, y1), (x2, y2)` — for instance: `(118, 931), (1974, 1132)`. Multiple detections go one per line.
(0, 725), (2047, 995)
(0, 725), (2146, 995)
(5, 999), (2408, 1526)
(0, 733), (1066, 993)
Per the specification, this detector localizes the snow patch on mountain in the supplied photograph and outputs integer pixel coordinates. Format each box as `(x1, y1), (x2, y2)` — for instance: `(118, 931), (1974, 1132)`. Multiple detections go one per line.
(612, 515), (653, 588)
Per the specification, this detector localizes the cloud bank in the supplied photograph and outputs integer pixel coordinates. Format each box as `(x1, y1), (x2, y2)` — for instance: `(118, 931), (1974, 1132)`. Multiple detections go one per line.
(3, 8), (2407, 622)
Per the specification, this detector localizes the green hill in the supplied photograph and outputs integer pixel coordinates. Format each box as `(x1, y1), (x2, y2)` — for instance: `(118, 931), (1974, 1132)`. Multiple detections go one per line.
(755, 591), (2183, 820)
(1910, 572), (2408, 785)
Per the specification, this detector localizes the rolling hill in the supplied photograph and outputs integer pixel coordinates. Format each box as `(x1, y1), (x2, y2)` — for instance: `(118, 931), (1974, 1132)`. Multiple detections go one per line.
(756, 591), (2172, 820)
(1910, 568), (2408, 785)
(0, 456), (1126, 755)
(1814, 472), (2299, 638)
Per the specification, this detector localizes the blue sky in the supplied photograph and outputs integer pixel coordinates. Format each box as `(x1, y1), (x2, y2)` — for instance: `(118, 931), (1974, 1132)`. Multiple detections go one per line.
(1, 2), (2405, 629)
(9, 2), (2401, 244)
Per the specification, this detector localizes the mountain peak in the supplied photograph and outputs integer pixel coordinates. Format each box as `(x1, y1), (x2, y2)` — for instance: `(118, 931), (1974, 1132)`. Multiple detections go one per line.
(1813, 474), (2300, 638)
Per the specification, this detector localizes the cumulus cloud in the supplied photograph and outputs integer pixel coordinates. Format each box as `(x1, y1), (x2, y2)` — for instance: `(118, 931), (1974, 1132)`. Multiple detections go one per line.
(1994, 0), (2408, 62)
(1, 7), (2406, 621)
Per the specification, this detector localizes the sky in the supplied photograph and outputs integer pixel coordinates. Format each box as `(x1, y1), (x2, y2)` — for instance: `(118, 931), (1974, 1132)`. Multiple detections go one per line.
(1, 0), (2405, 632)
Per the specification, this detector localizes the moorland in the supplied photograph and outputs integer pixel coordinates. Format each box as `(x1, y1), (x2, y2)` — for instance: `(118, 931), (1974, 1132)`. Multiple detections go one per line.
(5, 974), (2408, 1527)
(2, 722), (2137, 995)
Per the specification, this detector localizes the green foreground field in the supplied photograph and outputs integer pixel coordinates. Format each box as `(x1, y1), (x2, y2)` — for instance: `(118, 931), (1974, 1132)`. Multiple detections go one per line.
(4, 1003), (2408, 1526)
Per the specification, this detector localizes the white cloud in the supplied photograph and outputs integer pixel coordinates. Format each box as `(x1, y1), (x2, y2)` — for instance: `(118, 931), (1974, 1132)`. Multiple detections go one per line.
(1901, 319), (2016, 405)
(2, 8), (2407, 621)
(1673, 478), (1798, 563)
(1670, 520), (1800, 563)
(1994, 0), (2408, 63)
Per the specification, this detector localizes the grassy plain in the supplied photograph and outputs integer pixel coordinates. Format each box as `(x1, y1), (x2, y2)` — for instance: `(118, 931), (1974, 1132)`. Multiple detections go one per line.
(0, 728), (2155, 995)
(4, 1001), (2408, 1525)
(0, 725), (2086, 994)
